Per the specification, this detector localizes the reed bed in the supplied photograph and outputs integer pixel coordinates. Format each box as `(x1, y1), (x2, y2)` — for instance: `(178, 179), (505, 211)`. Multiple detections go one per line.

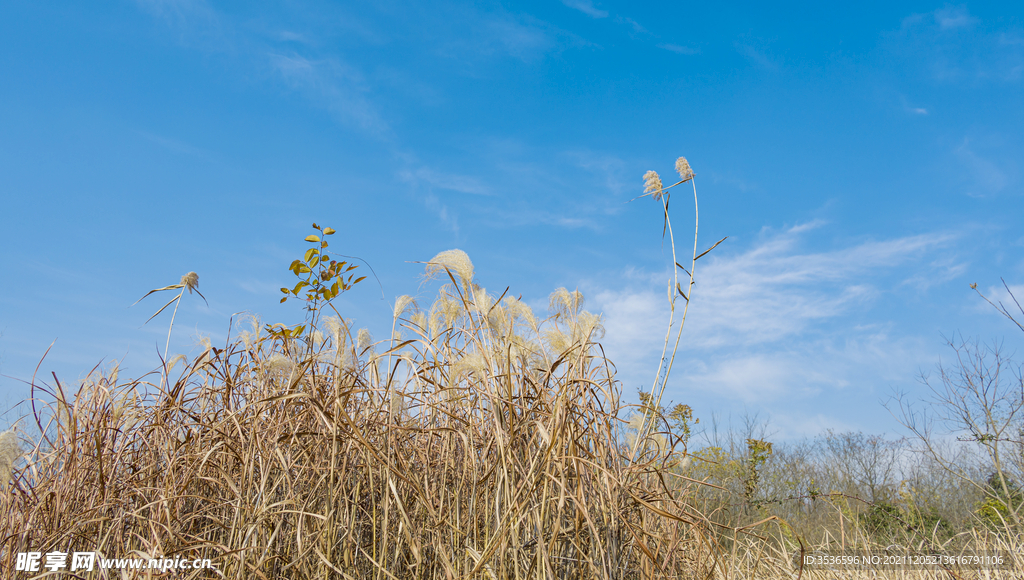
(0, 251), (721, 579)
(3, 158), (1020, 578)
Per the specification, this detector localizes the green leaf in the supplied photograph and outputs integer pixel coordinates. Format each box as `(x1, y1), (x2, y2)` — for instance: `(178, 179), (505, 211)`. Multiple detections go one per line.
(305, 235), (320, 243)
(323, 227), (336, 235)
(309, 256), (320, 268)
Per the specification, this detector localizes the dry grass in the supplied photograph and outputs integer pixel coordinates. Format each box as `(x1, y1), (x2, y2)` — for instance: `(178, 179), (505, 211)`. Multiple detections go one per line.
(0, 259), (723, 579)
(717, 526), (1022, 580)
(2, 159), (1020, 578)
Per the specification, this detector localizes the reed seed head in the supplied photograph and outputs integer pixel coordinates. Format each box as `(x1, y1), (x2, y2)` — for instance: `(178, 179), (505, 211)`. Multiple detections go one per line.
(0, 429), (22, 487)
(357, 328), (372, 352)
(429, 295), (462, 337)
(425, 249), (474, 287)
(264, 353), (294, 375)
(393, 295), (416, 319)
(472, 286), (493, 315)
(167, 354), (186, 372)
(643, 170), (664, 200)
(502, 296), (537, 329)
(181, 271), (200, 294)
(550, 287), (585, 318)
(575, 310), (605, 342)
(451, 351), (487, 382)
(410, 311), (427, 330)
(674, 157), (694, 182)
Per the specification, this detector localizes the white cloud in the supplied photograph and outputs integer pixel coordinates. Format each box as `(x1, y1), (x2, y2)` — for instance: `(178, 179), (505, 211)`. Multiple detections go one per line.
(971, 281), (1024, 323)
(617, 17), (646, 33)
(564, 150), (631, 197)
(658, 43), (699, 55)
(934, 6), (977, 30)
(134, 0), (210, 19)
(736, 43), (776, 70)
(673, 228), (957, 347)
(268, 53), (389, 137)
(137, 131), (211, 158)
(485, 17), (556, 58)
(955, 138), (1011, 195)
(276, 31), (309, 43)
(586, 226), (961, 419)
(894, 6), (1023, 83)
(561, 0), (608, 19)
(431, 8), (579, 64)
(398, 167), (491, 196)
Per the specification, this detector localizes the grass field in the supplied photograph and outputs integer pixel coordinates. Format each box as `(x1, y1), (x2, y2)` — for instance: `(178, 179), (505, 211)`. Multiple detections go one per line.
(2, 163), (1021, 579)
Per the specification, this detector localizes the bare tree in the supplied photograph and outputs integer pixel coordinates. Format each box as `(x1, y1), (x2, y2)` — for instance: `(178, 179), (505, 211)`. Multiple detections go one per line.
(889, 277), (1024, 530)
(819, 430), (903, 504)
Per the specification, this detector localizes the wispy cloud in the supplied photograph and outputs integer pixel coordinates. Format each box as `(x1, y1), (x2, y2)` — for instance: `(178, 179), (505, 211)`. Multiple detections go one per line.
(895, 6), (1024, 83)
(132, 0), (226, 47)
(587, 226), (961, 412)
(955, 138), (1012, 196)
(276, 31), (309, 44)
(658, 43), (699, 55)
(430, 8), (576, 64)
(898, 93), (929, 115)
(934, 5), (978, 30)
(972, 282), (1024, 320)
(616, 16), (646, 34)
(561, 0), (608, 19)
(397, 164), (496, 232)
(672, 228), (956, 347)
(485, 16), (557, 59)
(133, 0), (212, 21)
(563, 150), (632, 199)
(398, 167), (491, 196)
(736, 42), (776, 70)
(136, 131), (211, 158)
(134, 2), (391, 138)
(268, 53), (389, 137)
(422, 193), (459, 234)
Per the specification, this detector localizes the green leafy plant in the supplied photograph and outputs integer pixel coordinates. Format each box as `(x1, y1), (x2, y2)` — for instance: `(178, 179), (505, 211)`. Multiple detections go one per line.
(744, 438), (774, 510)
(978, 472), (1024, 530)
(268, 223), (366, 342)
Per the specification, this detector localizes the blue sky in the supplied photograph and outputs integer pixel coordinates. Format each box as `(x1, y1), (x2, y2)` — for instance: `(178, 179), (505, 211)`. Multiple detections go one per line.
(1, 0), (1022, 439)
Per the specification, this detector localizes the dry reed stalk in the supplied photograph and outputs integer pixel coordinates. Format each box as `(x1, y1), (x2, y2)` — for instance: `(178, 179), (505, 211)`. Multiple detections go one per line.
(0, 255), (720, 579)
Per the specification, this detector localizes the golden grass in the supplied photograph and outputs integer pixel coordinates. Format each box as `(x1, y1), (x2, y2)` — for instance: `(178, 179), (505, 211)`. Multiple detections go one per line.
(2, 160), (1020, 578)
(5, 269), (1017, 578)
(0, 264), (723, 579)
